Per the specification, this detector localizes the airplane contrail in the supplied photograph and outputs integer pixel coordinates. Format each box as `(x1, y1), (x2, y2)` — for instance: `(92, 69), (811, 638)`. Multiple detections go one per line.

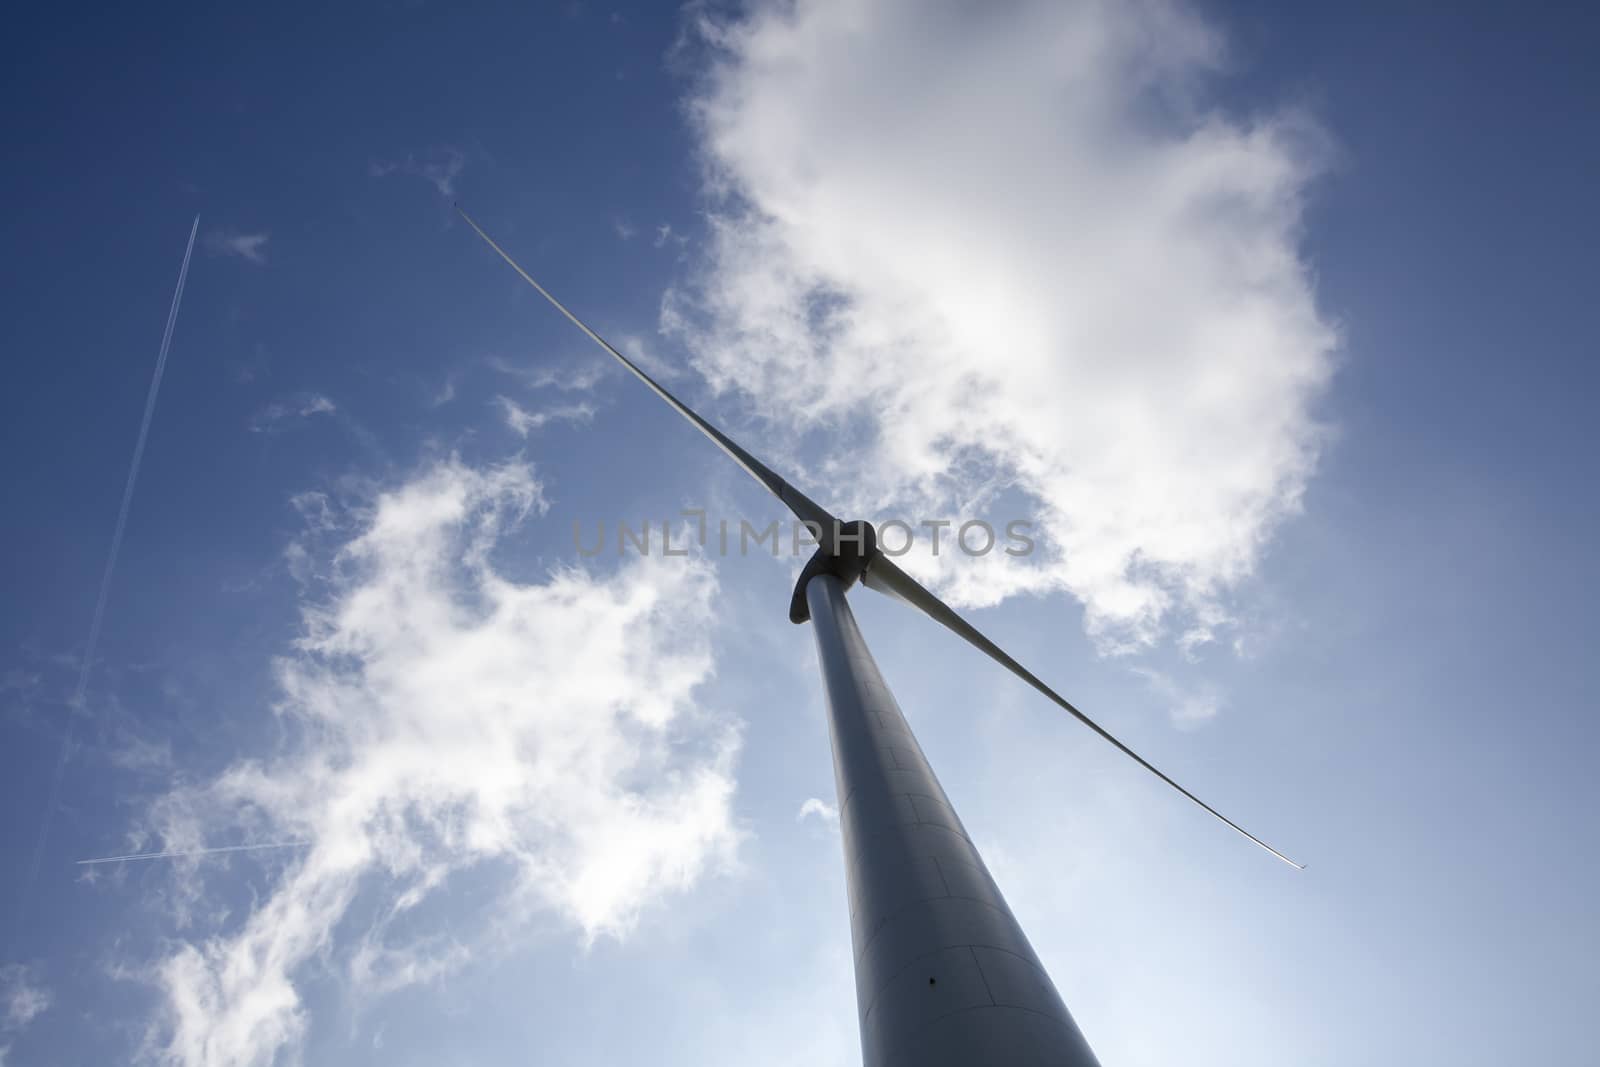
(11, 215), (200, 936)
(76, 841), (311, 866)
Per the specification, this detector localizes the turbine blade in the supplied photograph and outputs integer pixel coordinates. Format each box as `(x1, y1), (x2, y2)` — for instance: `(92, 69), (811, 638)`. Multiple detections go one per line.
(861, 555), (1304, 869)
(454, 204), (836, 533)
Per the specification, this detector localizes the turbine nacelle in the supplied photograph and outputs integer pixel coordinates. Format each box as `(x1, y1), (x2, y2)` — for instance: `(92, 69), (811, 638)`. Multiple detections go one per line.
(789, 519), (877, 624)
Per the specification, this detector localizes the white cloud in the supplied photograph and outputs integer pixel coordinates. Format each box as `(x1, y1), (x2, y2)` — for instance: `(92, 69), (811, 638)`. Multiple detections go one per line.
(795, 797), (838, 828)
(106, 732), (174, 773)
(1134, 667), (1223, 728)
(487, 355), (609, 392)
(614, 216), (637, 241)
(370, 148), (466, 198)
(666, 0), (1337, 652)
(142, 458), (738, 1067)
(204, 231), (269, 264)
(429, 374), (457, 407)
(493, 396), (597, 437)
(0, 964), (50, 1031)
(250, 393), (336, 433)
(615, 332), (682, 381)
(1, 669), (39, 694)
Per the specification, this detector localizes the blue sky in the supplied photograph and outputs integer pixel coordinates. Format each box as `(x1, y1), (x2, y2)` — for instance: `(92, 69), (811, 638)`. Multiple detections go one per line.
(2, 2), (1596, 1064)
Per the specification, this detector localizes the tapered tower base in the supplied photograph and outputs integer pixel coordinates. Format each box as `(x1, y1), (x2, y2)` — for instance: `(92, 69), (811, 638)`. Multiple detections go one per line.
(805, 574), (1101, 1067)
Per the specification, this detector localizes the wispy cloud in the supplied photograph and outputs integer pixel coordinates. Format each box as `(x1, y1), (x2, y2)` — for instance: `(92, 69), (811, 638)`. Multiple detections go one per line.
(203, 230), (269, 264)
(615, 333), (682, 381)
(487, 355), (609, 392)
(614, 216), (636, 241)
(668, 0), (1337, 654)
(139, 458), (737, 1067)
(0, 669), (39, 694)
(250, 393), (336, 433)
(1134, 667), (1224, 729)
(105, 732), (173, 773)
(0, 964), (50, 1031)
(429, 374), (457, 407)
(494, 396), (597, 437)
(796, 797), (838, 828)
(370, 148), (466, 198)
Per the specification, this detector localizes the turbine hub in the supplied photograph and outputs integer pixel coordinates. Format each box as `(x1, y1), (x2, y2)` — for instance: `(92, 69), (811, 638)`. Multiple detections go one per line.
(789, 519), (877, 624)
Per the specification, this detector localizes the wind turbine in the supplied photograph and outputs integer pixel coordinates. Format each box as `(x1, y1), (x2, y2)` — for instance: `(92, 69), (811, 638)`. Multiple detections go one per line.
(454, 204), (1300, 1067)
